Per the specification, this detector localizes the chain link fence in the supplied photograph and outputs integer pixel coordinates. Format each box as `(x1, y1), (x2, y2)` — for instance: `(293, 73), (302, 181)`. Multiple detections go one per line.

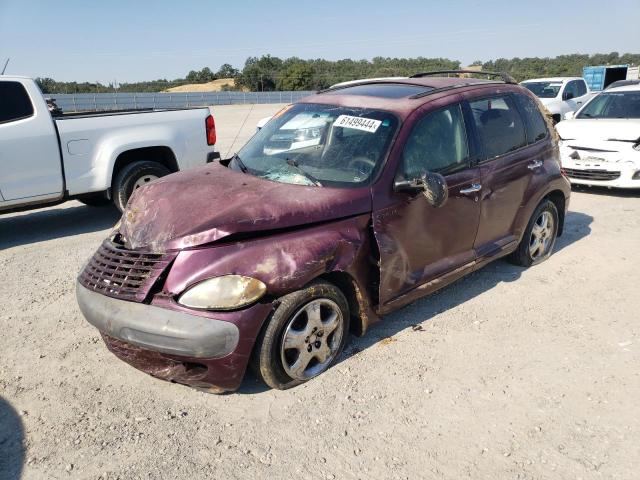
(49, 91), (315, 112)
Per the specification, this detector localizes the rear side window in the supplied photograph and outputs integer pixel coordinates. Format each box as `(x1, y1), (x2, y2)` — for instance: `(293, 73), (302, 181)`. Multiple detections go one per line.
(469, 95), (526, 159)
(0, 81), (34, 123)
(513, 94), (548, 144)
(575, 80), (587, 97)
(402, 103), (469, 177)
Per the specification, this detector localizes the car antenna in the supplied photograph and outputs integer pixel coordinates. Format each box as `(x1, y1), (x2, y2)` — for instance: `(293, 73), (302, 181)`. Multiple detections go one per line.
(1, 57), (9, 75)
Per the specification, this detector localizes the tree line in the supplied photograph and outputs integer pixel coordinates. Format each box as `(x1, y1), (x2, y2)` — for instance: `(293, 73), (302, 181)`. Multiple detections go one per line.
(36, 52), (639, 94)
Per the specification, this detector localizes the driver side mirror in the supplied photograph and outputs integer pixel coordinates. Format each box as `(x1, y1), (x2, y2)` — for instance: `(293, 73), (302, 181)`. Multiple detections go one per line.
(394, 171), (448, 208)
(563, 90), (575, 101)
(563, 111), (575, 121)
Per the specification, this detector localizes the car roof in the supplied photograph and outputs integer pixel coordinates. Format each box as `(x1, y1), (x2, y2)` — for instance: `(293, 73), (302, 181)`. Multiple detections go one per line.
(521, 77), (583, 83)
(300, 77), (512, 119)
(604, 84), (640, 93)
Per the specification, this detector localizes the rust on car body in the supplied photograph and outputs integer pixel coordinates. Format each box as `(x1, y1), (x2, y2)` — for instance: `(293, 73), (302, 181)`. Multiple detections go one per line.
(77, 74), (571, 392)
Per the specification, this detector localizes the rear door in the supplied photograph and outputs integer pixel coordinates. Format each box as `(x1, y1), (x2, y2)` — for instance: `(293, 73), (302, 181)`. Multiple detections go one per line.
(375, 102), (482, 306)
(466, 92), (546, 256)
(572, 79), (590, 109)
(0, 80), (63, 202)
(563, 80), (582, 112)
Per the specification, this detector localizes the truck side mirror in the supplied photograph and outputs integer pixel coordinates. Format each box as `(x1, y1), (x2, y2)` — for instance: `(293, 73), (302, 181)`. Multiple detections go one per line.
(563, 91), (575, 101)
(394, 171), (448, 208)
(563, 111), (575, 121)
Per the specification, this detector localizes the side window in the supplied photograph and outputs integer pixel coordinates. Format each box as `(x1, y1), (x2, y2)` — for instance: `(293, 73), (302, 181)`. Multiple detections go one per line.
(0, 82), (34, 124)
(402, 104), (469, 177)
(576, 80), (587, 97)
(469, 95), (526, 159)
(513, 94), (548, 144)
(564, 81), (579, 99)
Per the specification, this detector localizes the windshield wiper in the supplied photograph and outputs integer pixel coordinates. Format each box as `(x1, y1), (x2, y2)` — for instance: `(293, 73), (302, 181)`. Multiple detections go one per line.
(285, 158), (323, 187)
(231, 153), (248, 173)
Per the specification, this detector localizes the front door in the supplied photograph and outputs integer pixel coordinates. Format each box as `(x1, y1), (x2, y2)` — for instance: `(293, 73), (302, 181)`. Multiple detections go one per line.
(374, 103), (481, 308)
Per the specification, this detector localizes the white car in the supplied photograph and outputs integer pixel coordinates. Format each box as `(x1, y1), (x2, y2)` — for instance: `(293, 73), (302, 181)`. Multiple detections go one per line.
(555, 85), (640, 188)
(521, 77), (593, 123)
(0, 76), (219, 213)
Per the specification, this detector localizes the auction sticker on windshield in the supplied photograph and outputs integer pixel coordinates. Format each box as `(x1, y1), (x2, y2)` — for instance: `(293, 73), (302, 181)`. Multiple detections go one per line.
(334, 115), (382, 133)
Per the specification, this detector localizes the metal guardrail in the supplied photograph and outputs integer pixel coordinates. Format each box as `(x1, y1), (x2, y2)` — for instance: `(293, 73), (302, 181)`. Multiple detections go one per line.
(49, 91), (314, 112)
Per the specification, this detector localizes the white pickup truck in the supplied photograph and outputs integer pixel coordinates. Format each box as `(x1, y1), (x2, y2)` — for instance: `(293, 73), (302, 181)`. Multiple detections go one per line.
(520, 77), (593, 123)
(0, 76), (219, 213)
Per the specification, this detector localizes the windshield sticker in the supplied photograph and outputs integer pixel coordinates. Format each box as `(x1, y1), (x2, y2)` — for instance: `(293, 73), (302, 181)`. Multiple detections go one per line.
(334, 115), (382, 133)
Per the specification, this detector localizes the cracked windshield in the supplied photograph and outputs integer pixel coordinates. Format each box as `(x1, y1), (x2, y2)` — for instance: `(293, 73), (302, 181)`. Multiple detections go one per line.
(233, 103), (398, 187)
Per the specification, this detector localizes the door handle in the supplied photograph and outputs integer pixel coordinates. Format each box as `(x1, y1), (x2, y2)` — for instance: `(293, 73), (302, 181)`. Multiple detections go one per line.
(577, 101), (583, 105)
(528, 160), (543, 170)
(459, 183), (481, 195)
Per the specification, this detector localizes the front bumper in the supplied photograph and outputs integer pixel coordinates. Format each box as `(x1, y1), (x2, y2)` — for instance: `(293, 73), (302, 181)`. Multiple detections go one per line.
(76, 282), (239, 358)
(560, 145), (640, 189)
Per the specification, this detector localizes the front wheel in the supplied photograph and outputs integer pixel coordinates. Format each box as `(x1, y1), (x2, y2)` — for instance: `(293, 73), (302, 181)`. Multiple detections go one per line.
(251, 281), (350, 390)
(112, 161), (170, 212)
(509, 199), (559, 267)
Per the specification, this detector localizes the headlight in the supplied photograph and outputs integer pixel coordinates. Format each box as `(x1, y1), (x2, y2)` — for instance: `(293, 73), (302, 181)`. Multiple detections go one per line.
(177, 275), (266, 310)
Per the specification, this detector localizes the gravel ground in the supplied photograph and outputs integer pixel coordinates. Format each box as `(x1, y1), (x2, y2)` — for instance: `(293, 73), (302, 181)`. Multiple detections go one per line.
(1, 105), (639, 479)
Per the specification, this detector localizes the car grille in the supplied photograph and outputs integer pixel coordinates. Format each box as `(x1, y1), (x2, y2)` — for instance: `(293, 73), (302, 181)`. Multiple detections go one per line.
(79, 239), (176, 302)
(564, 168), (621, 181)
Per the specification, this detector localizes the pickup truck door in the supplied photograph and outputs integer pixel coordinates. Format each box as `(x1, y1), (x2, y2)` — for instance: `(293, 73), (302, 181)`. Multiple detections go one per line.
(563, 80), (589, 112)
(0, 80), (63, 202)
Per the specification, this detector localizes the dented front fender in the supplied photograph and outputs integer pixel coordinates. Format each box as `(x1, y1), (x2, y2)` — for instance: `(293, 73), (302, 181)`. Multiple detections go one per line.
(162, 214), (379, 333)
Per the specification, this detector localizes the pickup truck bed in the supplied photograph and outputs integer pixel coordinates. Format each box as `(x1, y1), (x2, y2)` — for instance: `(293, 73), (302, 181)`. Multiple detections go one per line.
(0, 76), (219, 213)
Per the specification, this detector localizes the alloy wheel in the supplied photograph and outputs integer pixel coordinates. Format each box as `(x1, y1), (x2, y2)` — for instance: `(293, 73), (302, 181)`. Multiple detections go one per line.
(529, 210), (555, 260)
(280, 298), (344, 381)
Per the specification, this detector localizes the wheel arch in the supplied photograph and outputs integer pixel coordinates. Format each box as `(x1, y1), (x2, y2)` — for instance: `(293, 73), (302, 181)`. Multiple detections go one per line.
(545, 189), (566, 236)
(317, 271), (370, 337)
(111, 146), (178, 190)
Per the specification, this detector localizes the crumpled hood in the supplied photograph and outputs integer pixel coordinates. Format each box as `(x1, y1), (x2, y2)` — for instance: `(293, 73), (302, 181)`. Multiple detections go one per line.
(119, 163), (372, 251)
(557, 119), (640, 142)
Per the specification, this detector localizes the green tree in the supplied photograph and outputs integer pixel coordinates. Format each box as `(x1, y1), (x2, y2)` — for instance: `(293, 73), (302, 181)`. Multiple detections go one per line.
(277, 63), (315, 90)
(216, 63), (239, 78)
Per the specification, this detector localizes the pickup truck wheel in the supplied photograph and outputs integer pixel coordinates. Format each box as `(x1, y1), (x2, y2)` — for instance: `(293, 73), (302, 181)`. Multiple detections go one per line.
(509, 199), (559, 267)
(113, 161), (170, 212)
(251, 280), (350, 390)
(77, 192), (111, 207)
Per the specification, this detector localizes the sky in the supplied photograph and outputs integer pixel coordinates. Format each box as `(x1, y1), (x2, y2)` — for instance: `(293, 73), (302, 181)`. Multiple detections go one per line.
(1, 0), (639, 83)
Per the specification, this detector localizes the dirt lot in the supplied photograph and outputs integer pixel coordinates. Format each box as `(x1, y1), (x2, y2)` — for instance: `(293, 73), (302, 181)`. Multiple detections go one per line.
(1, 104), (639, 479)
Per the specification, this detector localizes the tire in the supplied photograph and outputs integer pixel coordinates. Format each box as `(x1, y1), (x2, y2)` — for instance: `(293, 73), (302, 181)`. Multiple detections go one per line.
(509, 199), (559, 267)
(251, 280), (350, 390)
(77, 192), (111, 207)
(112, 161), (170, 212)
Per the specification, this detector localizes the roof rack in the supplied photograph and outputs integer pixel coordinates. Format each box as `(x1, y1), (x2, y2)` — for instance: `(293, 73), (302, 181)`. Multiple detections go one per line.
(410, 70), (517, 84)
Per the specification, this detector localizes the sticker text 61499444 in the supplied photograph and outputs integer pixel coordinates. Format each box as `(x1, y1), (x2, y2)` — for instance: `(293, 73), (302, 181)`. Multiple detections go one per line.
(334, 115), (382, 133)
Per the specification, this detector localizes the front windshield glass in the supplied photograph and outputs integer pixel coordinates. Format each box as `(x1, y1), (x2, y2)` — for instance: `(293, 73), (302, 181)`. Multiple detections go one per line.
(577, 91), (640, 119)
(522, 82), (562, 99)
(234, 103), (398, 188)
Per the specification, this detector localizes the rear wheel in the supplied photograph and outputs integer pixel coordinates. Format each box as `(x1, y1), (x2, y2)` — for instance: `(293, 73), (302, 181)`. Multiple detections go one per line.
(112, 161), (170, 212)
(509, 199), (559, 267)
(251, 280), (350, 390)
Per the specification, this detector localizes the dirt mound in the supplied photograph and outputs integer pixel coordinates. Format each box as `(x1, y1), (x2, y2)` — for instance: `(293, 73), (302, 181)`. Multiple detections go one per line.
(164, 78), (238, 93)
